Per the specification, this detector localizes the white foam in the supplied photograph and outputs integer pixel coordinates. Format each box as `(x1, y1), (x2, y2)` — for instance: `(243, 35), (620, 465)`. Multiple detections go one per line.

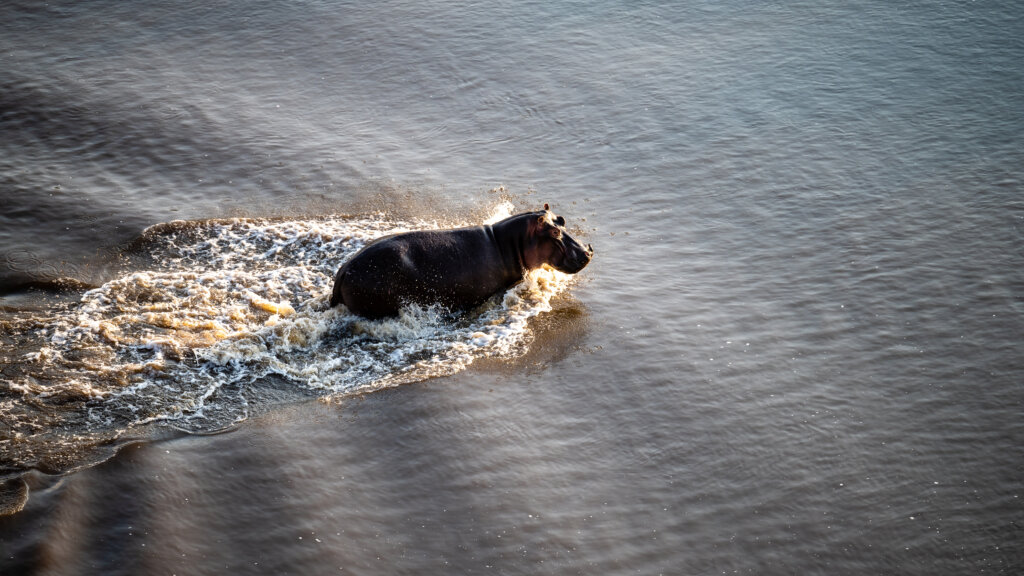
(12, 211), (575, 433)
(483, 199), (516, 225)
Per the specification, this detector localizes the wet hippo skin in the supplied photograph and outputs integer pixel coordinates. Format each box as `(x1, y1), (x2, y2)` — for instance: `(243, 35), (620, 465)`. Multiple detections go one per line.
(330, 205), (593, 318)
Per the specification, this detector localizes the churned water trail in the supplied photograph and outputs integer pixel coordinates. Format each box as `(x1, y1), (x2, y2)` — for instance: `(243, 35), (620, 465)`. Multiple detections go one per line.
(0, 201), (577, 480)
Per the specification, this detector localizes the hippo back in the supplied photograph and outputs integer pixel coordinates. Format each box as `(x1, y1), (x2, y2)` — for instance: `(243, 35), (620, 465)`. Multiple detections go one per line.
(330, 225), (520, 318)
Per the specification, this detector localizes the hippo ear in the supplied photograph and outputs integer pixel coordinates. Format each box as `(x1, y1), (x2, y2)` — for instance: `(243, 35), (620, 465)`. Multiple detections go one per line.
(544, 203), (550, 211)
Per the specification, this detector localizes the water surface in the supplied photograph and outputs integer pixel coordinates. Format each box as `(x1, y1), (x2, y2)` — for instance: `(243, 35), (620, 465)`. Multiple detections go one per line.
(2, 1), (1022, 574)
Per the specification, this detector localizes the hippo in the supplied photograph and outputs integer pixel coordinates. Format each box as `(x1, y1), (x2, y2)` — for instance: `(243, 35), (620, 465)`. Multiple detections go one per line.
(329, 204), (593, 319)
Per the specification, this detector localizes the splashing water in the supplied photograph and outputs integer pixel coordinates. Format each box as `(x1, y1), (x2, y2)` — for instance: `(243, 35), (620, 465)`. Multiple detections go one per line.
(0, 203), (576, 474)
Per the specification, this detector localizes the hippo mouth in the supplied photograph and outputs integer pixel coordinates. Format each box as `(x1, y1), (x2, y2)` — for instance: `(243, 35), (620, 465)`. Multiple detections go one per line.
(556, 242), (593, 274)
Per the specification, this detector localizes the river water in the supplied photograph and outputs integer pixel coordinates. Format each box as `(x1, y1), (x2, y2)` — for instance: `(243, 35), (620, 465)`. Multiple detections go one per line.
(1, 1), (1022, 574)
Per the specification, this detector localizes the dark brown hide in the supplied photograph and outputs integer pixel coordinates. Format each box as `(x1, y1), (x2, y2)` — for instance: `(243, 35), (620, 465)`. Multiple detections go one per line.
(330, 207), (592, 319)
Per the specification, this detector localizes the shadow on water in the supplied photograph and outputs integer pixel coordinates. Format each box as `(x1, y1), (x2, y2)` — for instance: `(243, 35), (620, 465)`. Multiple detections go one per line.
(0, 442), (155, 574)
(474, 295), (592, 375)
(0, 298), (591, 574)
(0, 194), (593, 562)
(0, 286), (590, 510)
(295, 298), (592, 573)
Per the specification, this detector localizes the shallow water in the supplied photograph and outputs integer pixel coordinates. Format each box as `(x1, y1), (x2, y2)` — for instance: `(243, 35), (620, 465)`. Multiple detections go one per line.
(2, 0), (1023, 574)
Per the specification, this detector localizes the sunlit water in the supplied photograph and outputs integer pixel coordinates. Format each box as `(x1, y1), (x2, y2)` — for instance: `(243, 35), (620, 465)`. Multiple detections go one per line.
(2, 0), (1023, 574)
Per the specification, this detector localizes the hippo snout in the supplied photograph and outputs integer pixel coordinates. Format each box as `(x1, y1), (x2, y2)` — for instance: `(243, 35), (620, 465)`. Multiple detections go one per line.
(567, 242), (593, 272)
(581, 243), (594, 262)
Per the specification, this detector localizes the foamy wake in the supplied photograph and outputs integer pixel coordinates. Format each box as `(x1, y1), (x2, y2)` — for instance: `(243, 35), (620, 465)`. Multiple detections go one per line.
(9, 202), (575, 434)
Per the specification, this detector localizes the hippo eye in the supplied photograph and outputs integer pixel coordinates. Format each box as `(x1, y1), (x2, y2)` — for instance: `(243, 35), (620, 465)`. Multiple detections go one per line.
(554, 215), (565, 227)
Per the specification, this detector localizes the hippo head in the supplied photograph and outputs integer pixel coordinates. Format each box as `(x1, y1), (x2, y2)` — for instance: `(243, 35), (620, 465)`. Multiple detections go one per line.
(523, 204), (594, 274)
